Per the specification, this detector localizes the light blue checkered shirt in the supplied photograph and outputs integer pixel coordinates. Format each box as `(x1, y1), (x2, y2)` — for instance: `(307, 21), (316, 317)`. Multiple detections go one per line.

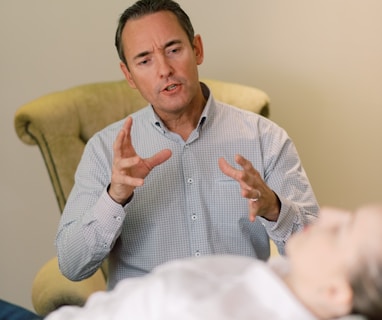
(56, 83), (318, 289)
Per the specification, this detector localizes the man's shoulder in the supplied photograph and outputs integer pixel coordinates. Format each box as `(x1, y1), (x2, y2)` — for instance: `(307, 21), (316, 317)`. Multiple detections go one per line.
(90, 106), (152, 141)
(212, 100), (282, 132)
(213, 99), (267, 122)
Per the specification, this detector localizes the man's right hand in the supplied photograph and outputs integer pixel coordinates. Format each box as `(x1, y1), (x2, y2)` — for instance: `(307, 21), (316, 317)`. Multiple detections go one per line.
(109, 116), (172, 205)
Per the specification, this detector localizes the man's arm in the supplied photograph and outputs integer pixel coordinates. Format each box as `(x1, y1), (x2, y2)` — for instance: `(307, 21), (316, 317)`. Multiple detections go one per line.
(56, 117), (172, 281)
(219, 120), (319, 254)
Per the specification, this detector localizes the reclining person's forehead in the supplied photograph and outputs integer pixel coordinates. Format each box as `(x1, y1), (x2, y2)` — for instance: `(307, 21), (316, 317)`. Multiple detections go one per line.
(318, 207), (353, 227)
(356, 204), (382, 220)
(352, 204), (382, 242)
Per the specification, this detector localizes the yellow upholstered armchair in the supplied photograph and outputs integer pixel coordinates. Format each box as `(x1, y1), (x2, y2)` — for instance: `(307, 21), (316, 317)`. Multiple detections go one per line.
(14, 78), (270, 316)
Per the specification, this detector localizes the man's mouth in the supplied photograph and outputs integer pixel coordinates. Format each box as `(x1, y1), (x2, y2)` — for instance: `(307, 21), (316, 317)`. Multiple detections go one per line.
(165, 84), (178, 91)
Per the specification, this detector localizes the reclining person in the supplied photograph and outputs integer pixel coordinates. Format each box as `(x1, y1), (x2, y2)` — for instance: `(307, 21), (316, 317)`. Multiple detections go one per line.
(44, 204), (382, 320)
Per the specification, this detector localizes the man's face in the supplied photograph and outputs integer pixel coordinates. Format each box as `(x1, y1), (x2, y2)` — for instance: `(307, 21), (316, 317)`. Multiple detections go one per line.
(120, 11), (204, 116)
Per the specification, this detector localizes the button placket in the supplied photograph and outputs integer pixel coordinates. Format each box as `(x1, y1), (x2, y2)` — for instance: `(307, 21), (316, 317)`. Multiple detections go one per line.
(182, 143), (206, 258)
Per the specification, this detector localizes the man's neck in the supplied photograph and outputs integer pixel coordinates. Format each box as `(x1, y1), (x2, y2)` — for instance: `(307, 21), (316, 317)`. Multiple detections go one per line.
(156, 89), (206, 141)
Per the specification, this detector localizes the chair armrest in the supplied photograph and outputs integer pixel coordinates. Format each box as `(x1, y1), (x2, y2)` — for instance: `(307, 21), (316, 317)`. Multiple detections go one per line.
(32, 257), (106, 316)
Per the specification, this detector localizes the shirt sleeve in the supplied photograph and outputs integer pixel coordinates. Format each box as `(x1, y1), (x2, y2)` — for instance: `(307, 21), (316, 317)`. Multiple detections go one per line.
(55, 132), (128, 281)
(257, 119), (319, 254)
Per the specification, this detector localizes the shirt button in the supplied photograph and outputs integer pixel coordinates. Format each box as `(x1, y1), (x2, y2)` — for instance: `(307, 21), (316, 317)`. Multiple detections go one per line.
(191, 214), (197, 221)
(114, 216), (122, 222)
(195, 251), (201, 257)
(187, 178), (194, 184)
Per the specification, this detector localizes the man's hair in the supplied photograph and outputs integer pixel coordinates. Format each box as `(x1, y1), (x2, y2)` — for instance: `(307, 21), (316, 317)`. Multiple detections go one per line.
(350, 244), (382, 319)
(115, 0), (195, 67)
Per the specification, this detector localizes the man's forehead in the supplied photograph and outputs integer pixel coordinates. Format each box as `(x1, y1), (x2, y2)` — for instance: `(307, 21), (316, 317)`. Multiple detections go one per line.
(122, 11), (187, 54)
(122, 11), (183, 39)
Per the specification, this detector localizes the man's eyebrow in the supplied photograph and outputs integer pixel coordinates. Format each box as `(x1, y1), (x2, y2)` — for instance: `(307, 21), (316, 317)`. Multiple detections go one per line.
(133, 50), (151, 61)
(132, 39), (183, 61)
(164, 39), (182, 49)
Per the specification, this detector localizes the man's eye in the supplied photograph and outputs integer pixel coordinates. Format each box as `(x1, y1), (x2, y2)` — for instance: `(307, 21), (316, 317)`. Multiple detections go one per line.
(167, 47), (181, 55)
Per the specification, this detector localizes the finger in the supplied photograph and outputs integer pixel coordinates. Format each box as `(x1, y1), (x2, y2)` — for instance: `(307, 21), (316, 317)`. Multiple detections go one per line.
(113, 117), (132, 156)
(248, 199), (258, 222)
(113, 117), (136, 160)
(111, 156), (141, 187)
(234, 154), (261, 191)
(248, 189), (261, 202)
(241, 187), (260, 201)
(112, 170), (144, 188)
(235, 154), (257, 175)
(117, 155), (141, 170)
(113, 127), (127, 160)
(122, 116), (133, 132)
(219, 157), (253, 191)
(145, 149), (172, 170)
(117, 175), (145, 188)
(120, 117), (135, 158)
(122, 117), (133, 143)
(218, 157), (240, 179)
(218, 158), (248, 187)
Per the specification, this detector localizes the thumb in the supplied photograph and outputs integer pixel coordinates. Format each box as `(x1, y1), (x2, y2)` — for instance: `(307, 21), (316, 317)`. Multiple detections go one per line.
(146, 149), (172, 169)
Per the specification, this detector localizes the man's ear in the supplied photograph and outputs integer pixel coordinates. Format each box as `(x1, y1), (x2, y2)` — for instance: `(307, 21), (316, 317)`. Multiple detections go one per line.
(120, 61), (137, 89)
(322, 279), (353, 318)
(193, 34), (204, 65)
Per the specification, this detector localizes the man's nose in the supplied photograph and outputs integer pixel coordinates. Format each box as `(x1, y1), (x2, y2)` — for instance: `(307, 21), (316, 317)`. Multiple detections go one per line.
(157, 55), (173, 78)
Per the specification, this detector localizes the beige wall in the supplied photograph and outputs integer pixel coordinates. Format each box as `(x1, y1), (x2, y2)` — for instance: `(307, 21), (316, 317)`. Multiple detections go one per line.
(1, 0), (381, 311)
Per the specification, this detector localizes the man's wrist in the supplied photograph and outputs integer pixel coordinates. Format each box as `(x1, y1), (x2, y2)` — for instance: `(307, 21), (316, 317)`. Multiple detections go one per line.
(107, 184), (134, 206)
(263, 192), (281, 221)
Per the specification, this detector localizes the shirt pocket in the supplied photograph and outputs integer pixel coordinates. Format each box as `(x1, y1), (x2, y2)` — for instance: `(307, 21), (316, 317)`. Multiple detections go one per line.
(212, 177), (248, 225)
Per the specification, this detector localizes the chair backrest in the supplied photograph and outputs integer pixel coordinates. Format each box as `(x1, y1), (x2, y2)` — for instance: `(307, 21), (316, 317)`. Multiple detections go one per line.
(14, 79), (270, 212)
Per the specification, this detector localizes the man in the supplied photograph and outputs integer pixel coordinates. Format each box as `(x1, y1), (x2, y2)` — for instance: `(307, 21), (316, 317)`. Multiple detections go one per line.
(56, 0), (318, 290)
(46, 205), (382, 320)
